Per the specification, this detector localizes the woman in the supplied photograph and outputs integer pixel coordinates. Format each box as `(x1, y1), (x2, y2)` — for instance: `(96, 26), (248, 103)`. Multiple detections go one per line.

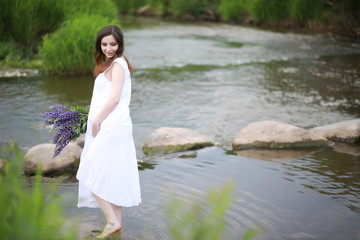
(76, 25), (141, 239)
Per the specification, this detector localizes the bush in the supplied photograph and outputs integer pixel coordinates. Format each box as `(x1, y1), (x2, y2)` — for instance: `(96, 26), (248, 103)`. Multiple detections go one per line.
(0, 141), (76, 240)
(219, 0), (247, 21)
(248, 0), (289, 21)
(62, 0), (118, 20)
(112, 0), (147, 14)
(168, 0), (209, 18)
(39, 15), (120, 74)
(0, 40), (22, 61)
(0, 0), (64, 45)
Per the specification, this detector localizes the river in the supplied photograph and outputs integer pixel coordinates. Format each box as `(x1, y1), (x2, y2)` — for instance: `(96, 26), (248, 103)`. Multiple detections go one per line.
(1, 18), (360, 239)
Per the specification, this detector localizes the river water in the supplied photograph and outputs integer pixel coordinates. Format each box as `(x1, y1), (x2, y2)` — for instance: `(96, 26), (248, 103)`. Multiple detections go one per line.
(1, 18), (360, 239)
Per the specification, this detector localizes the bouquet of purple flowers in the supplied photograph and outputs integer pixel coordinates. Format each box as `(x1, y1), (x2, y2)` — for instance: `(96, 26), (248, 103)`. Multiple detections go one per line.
(41, 105), (89, 157)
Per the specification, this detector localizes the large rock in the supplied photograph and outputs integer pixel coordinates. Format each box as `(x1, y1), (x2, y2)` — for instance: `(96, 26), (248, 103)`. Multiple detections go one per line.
(143, 127), (214, 156)
(23, 143), (82, 175)
(309, 119), (360, 143)
(73, 133), (85, 148)
(232, 120), (330, 150)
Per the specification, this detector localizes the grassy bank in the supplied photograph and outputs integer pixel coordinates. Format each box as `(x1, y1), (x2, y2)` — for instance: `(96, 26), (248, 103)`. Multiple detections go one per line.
(0, 0), (119, 73)
(116, 0), (360, 36)
(0, 141), (76, 239)
(0, 0), (359, 73)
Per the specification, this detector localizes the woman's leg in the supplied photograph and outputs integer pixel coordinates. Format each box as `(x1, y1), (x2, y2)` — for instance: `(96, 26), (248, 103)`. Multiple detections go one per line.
(111, 204), (123, 226)
(93, 194), (122, 239)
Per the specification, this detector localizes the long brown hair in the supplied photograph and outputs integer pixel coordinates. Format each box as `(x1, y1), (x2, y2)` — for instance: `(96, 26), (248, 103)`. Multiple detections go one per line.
(93, 25), (133, 76)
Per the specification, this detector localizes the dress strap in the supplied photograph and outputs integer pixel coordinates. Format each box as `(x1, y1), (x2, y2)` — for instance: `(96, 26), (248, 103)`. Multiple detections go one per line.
(104, 57), (128, 75)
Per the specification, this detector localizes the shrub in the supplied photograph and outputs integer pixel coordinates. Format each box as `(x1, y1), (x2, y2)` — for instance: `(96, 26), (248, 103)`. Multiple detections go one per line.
(39, 15), (120, 74)
(61, 0), (118, 20)
(219, 0), (247, 21)
(0, 0), (64, 45)
(248, 0), (289, 21)
(168, 0), (209, 18)
(0, 40), (22, 61)
(0, 0), (37, 44)
(112, 0), (147, 14)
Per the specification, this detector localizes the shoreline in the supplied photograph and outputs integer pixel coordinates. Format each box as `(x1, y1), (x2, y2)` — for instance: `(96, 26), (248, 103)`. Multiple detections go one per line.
(126, 13), (360, 41)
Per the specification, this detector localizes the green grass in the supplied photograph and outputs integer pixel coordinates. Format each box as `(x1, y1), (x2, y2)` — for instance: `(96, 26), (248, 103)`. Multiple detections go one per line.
(0, 141), (76, 240)
(165, 182), (260, 240)
(39, 15), (120, 74)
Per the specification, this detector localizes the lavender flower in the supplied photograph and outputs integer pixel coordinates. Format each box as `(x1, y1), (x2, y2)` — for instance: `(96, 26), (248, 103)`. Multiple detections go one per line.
(41, 105), (88, 157)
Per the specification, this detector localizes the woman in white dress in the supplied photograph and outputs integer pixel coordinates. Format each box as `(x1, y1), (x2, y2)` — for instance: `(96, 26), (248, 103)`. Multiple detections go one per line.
(76, 25), (141, 239)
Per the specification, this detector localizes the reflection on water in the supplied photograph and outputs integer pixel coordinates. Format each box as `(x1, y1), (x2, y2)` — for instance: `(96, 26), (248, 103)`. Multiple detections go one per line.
(282, 147), (360, 213)
(40, 74), (94, 105)
(1, 20), (360, 239)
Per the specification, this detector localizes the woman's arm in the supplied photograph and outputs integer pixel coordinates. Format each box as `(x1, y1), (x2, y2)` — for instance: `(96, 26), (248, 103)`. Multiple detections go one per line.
(92, 62), (125, 137)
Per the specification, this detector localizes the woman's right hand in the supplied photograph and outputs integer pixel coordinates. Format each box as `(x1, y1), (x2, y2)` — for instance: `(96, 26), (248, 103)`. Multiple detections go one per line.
(92, 120), (100, 137)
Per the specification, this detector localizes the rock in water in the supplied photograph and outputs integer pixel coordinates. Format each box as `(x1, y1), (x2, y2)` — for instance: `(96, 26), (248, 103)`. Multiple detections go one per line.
(23, 143), (82, 175)
(143, 127), (213, 156)
(310, 119), (360, 143)
(232, 120), (330, 150)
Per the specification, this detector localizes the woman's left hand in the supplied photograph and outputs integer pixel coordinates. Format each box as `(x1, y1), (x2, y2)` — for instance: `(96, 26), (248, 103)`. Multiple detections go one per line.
(92, 120), (100, 137)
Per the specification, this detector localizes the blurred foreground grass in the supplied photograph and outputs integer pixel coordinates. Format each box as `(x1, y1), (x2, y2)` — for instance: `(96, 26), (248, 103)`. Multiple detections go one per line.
(0, 141), (76, 240)
(165, 182), (260, 240)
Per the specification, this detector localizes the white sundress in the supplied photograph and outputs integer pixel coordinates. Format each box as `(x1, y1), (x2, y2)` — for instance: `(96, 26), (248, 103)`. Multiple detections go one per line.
(76, 57), (141, 208)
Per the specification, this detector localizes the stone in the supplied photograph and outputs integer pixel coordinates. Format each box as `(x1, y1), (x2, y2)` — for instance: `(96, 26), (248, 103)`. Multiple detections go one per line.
(232, 120), (330, 150)
(23, 143), (82, 175)
(143, 127), (214, 156)
(0, 68), (39, 78)
(309, 119), (360, 143)
(73, 133), (85, 148)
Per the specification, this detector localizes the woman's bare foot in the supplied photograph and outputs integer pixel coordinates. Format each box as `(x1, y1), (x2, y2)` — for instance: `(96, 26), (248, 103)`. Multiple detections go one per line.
(96, 222), (121, 239)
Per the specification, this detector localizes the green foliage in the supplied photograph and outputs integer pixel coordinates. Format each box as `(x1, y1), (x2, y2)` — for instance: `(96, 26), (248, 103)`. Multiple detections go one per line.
(168, 0), (208, 18)
(0, 0), (36, 44)
(165, 182), (259, 240)
(61, 0), (118, 20)
(0, 0), (118, 70)
(288, 0), (324, 21)
(70, 106), (89, 140)
(39, 15), (120, 74)
(219, 0), (247, 21)
(0, 0), (64, 45)
(248, 0), (289, 21)
(112, 0), (147, 14)
(0, 141), (76, 240)
(36, 0), (66, 35)
(0, 40), (22, 61)
(218, 0), (360, 25)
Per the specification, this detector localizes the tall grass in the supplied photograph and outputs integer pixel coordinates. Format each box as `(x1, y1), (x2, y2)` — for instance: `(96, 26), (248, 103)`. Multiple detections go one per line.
(39, 15), (120, 74)
(61, 0), (118, 20)
(111, 0), (359, 31)
(0, 0), (64, 45)
(0, 0), (118, 71)
(218, 0), (359, 25)
(112, 0), (147, 14)
(0, 141), (76, 240)
(219, 0), (247, 21)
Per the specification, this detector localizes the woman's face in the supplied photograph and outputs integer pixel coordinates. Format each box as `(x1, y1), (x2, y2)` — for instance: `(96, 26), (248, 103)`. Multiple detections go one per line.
(101, 35), (119, 60)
